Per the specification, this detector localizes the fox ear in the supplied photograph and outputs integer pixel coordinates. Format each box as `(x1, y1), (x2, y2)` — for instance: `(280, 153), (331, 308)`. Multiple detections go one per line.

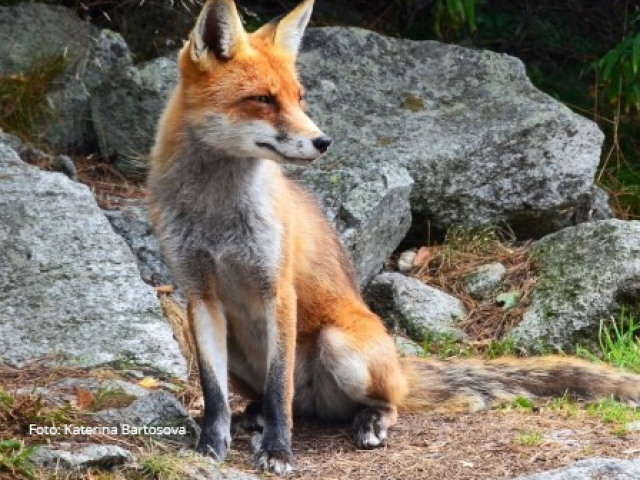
(271, 0), (314, 56)
(191, 0), (248, 61)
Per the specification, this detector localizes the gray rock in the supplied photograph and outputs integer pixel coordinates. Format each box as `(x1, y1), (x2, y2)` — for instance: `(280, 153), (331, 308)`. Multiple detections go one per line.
(509, 219), (640, 353)
(0, 3), (132, 150)
(290, 164), (413, 285)
(16, 377), (147, 407)
(0, 142), (186, 378)
(570, 185), (615, 225)
(365, 272), (467, 342)
(105, 205), (177, 289)
(463, 262), (507, 300)
(393, 334), (425, 357)
(52, 154), (77, 181)
(96, 391), (199, 446)
(90, 27), (603, 238)
(91, 54), (178, 177)
(0, 129), (23, 152)
(510, 457), (640, 480)
(182, 456), (260, 480)
(397, 250), (417, 273)
(298, 28), (603, 237)
(30, 444), (132, 470)
(0, 3), (93, 76)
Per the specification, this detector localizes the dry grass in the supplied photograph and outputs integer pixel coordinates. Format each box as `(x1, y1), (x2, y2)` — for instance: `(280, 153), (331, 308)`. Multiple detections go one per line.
(74, 155), (145, 210)
(225, 404), (640, 480)
(158, 295), (196, 372)
(0, 55), (67, 143)
(406, 226), (536, 346)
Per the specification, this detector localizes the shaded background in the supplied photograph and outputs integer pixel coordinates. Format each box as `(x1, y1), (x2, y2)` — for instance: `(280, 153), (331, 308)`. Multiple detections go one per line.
(3, 0), (640, 217)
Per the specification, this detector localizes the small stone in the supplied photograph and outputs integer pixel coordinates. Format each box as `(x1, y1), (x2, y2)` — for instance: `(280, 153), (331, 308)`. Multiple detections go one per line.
(393, 334), (425, 357)
(463, 262), (507, 300)
(626, 420), (640, 432)
(365, 272), (467, 343)
(30, 444), (132, 470)
(397, 251), (416, 273)
(95, 391), (199, 446)
(52, 154), (77, 180)
(510, 457), (640, 479)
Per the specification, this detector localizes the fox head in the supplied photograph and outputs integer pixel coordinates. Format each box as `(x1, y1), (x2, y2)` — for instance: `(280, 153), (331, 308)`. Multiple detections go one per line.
(178, 0), (330, 165)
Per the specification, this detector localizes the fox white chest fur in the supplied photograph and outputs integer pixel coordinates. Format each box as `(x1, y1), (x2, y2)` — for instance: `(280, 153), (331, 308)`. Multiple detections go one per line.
(153, 147), (284, 384)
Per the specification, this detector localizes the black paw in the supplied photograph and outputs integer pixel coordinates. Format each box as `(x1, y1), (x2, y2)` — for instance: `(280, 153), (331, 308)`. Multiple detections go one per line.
(231, 402), (265, 436)
(197, 425), (231, 461)
(353, 408), (387, 449)
(253, 432), (293, 475)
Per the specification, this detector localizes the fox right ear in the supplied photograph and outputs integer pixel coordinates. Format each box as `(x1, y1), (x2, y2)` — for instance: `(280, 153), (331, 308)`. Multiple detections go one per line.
(190, 0), (248, 62)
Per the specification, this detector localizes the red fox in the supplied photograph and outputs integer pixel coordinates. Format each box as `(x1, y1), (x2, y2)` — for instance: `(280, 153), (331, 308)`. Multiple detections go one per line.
(148, 0), (640, 474)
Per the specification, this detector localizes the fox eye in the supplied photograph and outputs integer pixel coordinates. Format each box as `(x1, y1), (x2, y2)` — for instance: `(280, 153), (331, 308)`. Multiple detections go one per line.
(299, 93), (306, 102)
(248, 95), (275, 105)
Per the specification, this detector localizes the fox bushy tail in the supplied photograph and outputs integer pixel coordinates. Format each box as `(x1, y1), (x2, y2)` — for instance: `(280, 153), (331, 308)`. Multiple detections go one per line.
(401, 356), (640, 413)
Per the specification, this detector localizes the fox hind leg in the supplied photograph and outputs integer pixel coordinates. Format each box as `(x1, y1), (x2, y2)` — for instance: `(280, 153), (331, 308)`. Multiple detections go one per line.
(231, 401), (265, 436)
(307, 316), (407, 450)
(352, 405), (398, 449)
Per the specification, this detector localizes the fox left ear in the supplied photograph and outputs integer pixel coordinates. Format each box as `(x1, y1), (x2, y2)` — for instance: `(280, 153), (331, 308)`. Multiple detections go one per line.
(191, 0), (248, 62)
(257, 0), (313, 57)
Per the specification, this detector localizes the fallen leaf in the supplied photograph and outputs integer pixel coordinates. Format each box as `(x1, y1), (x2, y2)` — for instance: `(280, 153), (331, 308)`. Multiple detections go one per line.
(139, 377), (160, 389)
(75, 388), (94, 410)
(413, 247), (431, 267)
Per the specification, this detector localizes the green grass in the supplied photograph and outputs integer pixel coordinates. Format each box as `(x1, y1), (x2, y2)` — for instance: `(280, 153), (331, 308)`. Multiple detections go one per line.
(0, 55), (66, 143)
(515, 430), (543, 446)
(576, 308), (640, 373)
(586, 397), (640, 435)
(91, 387), (137, 411)
(422, 332), (471, 359)
(511, 396), (534, 412)
(487, 339), (515, 359)
(549, 393), (579, 418)
(0, 439), (35, 479)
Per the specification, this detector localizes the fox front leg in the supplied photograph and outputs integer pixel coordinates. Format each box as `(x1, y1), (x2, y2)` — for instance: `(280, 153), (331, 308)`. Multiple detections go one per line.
(189, 298), (231, 460)
(254, 288), (297, 475)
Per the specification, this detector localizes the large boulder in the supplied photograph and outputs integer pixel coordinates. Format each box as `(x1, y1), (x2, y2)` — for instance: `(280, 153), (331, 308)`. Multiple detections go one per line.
(90, 55), (177, 178)
(0, 3), (132, 150)
(105, 206), (176, 288)
(289, 164), (413, 285)
(299, 28), (604, 238)
(511, 458), (640, 480)
(0, 141), (186, 378)
(509, 219), (640, 353)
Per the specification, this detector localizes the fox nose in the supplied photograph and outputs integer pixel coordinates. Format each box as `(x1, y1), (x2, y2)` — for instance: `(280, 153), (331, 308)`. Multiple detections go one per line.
(312, 135), (332, 153)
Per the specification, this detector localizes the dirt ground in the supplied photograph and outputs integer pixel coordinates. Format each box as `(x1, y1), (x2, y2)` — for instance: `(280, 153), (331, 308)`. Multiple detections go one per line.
(226, 406), (640, 480)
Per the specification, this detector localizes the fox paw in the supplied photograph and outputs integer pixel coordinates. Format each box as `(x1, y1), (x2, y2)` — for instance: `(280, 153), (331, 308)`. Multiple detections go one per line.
(197, 426), (231, 461)
(353, 408), (388, 449)
(231, 402), (264, 436)
(252, 432), (294, 475)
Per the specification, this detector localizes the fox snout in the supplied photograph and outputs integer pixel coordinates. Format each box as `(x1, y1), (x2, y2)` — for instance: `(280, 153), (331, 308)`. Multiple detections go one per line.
(255, 113), (332, 165)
